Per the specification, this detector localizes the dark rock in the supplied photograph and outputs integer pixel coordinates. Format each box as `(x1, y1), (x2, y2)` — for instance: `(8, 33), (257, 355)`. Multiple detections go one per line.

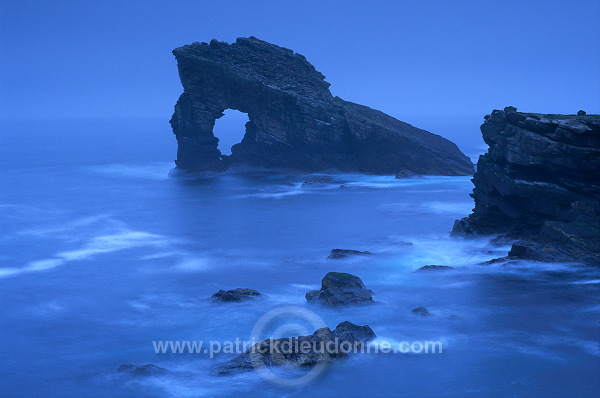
(170, 37), (474, 175)
(332, 321), (376, 344)
(578, 110), (586, 116)
(306, 272), (374, 307)
(415, 265), (455, 272)
(211, 288), (262, 302)
(301, 175), (336, 187)
(451, 108), (600, 263)
(117, 364), (167, 376)
(506, 217), (600, 262)
(327, 249), (373, 259)
(480, 257), (507, 265)
(218, 321), (375, 375)
(411, 307), (431, 316)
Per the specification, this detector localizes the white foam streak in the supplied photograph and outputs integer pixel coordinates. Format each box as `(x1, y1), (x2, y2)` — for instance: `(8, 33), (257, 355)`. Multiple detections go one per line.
(0, 227), (168, 279)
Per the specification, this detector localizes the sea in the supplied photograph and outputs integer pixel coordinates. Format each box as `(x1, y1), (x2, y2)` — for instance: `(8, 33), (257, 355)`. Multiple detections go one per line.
(0, 118), (598, 397)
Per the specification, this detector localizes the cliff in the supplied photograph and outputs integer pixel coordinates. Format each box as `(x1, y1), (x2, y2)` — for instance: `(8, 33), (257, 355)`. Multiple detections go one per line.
(453, 107), (600, 262)
(169, 37), (473, 175)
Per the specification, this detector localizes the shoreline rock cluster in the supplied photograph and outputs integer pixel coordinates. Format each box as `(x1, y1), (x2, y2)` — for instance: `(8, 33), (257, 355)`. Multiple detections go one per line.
(452, 107), (600, 263)
(119, 263), (441, 377)
(218, 321), (376, 375)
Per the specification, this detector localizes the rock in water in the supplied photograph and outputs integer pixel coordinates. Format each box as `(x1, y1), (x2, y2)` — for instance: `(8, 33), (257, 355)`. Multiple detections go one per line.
(117, 364), (167, 376)
(211, 288), (262, 302)
(327, 249), (372, 259)
(169, 37), (474, 175)
(301, 175), (337, 187)
(218, 321), (376, 375)
(306, 272), (374, 306)
(415, 265), (455, 272)
(452, 107), (600, 263)
(411, 307), (431, 316)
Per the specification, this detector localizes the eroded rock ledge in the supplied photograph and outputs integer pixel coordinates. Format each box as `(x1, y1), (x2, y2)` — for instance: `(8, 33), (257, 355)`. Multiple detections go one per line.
(169, 37), (473, 175)
(452, 107), (600, 263)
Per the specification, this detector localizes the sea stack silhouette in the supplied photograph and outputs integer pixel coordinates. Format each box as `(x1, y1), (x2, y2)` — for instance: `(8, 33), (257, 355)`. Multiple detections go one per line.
(169, 36), (474, 175)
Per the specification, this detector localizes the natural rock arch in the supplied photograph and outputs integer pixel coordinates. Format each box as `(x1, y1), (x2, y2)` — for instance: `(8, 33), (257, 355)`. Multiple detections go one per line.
(170, 37), (473, 175)
(213, 109), (249, 156)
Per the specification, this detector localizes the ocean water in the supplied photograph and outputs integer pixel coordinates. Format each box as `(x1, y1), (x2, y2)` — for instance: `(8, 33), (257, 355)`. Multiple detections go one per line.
(0, 119), (598, 397)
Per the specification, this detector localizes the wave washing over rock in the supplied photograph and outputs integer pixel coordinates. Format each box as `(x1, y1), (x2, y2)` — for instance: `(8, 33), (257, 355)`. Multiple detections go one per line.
(169, 37), (474, 175)
(452, 107), (600, 263)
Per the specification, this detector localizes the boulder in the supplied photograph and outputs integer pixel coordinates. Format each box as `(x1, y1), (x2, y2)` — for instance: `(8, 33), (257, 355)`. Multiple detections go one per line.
(218, 321), (375, 375)
(211, 288), (262, 302)
(169, 37), (474, 175)
(306, 272), (374, 307)
(327, 249), (373, 259)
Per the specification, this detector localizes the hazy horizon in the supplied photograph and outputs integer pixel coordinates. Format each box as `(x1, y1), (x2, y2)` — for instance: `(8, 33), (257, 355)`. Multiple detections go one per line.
(2, 0), (599, 121)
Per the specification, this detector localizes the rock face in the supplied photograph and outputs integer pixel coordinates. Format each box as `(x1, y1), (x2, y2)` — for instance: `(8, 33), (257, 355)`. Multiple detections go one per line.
(170, 37), (473, 175)
(218, 321), (375, 375)
(211, 288), (261, 302)
(452, 107), (600, 262)
(306, 272), (373, 306)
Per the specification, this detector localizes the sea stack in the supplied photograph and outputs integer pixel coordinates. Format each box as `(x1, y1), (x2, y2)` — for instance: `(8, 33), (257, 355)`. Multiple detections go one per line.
(169, 37), (474, 175)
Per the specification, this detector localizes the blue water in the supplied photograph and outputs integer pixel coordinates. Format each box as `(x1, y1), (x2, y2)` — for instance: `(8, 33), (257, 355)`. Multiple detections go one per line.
(0, 119), (598, 397)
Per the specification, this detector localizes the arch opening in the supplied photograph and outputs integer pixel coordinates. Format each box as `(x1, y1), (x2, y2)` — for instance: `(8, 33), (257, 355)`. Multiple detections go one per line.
(214, 109), (249, 156)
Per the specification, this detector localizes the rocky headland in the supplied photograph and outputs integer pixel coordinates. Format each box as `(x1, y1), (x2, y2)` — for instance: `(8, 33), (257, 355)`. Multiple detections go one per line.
(170, 37), (473, 175)
(452, 107), (600, 263)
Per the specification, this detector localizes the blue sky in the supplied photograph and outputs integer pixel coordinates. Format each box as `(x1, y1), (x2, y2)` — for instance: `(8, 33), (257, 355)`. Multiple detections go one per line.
(1, 0), (599, 128)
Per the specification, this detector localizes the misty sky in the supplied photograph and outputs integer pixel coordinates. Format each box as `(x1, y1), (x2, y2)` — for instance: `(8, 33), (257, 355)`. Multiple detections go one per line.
(1, 0), (599, 145)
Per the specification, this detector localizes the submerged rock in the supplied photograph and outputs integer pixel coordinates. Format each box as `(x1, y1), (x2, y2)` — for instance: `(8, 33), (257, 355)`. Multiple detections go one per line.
(211, 288), (262, 302)
(452, 108), (600, 263)
(306, 272), (374, 307)
(117, 364), (167, 376)
(301, 175), (337, 187)
(415, 265), (455, 272)
(218, 321), (376, 375)
(481, 257), (507, 265)
(411, 307), (431, 316)
(327, 249), (373, 259)
(170, 37), (474, 175)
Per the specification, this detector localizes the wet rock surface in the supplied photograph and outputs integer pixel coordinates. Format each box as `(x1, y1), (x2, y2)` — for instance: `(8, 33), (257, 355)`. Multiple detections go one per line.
(211, 288), (262, 302)
(306, 272), (374, 307)
(327, 249), (373, 259)
(217, 321), (376, 375)
(170, 37), (473, 175)
(452, 107), (600, 263)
